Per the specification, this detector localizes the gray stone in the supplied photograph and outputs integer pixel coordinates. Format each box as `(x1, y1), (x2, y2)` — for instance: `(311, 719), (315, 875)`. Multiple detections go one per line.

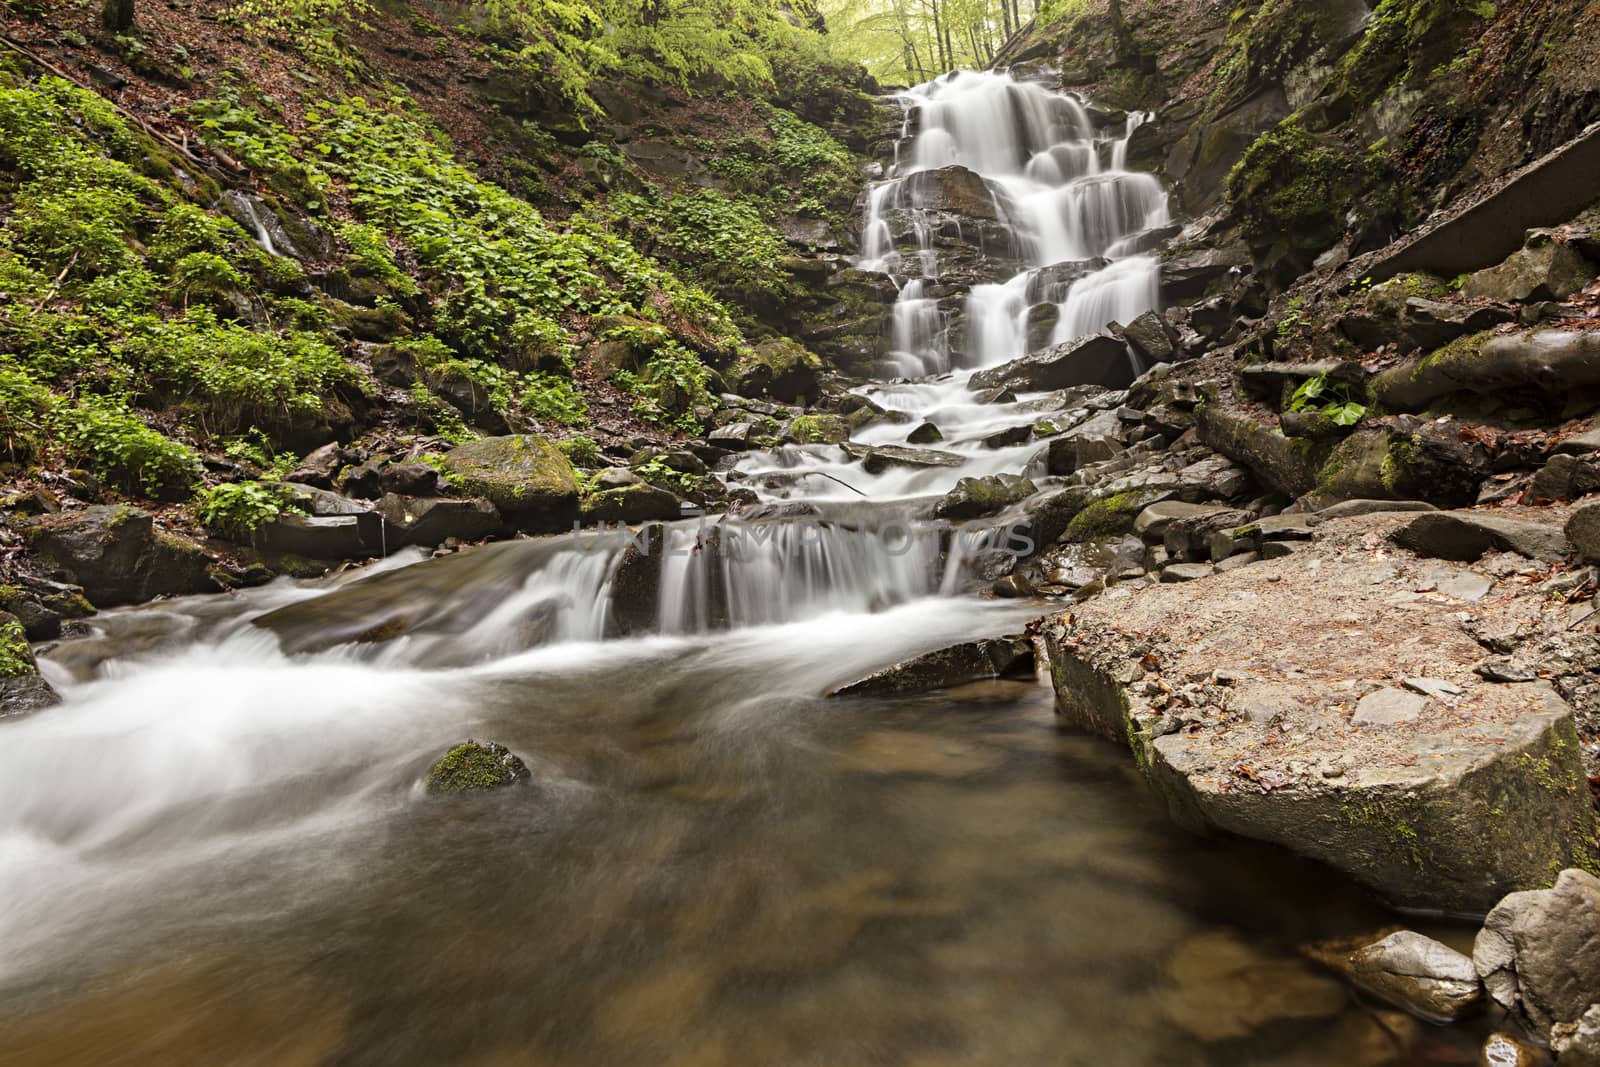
(1353, 688), (1428, 727)
(1309, 499), (1437, 524)
(1473, 869), (1600, 1040)
(29, 505), (216, 608)
(1395, 511), (1571, 563)
(1134, 501), (1237, 539)
(906, 421), (944, 444)
(1530, 454), (1600, 503)
(1348, 931), (1483, 1022)
(1475, 658), (1537, 683)
(1555, 428), (1600, 455)
(596, 467), (641, 489)
(1462, 239), (1595, 303)
(1565, 502), (1600, 562)
(376, 494), (505, 548)
(967, 334), (1137, 393)
(708, 423), (757, 450)
(1551, 1003), (1600, 1066)
(440, 435), (580, 533)
(253, 514), (375, 560)
(1404, 677), (1464, 699)
(1373, 330), (1600, 413)
(1120, 311), (1177, 363)
(580, 483), (682, 524)
(841, 443), (966, 473)
(1161, 563), (1214, 583)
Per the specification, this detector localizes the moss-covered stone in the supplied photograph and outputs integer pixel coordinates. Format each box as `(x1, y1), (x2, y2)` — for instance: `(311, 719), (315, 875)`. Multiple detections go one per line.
(730, 337), (823, 404)
(424, 740), (530, 795)
(0, 610), (59, 717)
(1064, 490), (1150, 541)
(441, 435), (580, 532)
(1226, 120), (1368, 256)
(786, 413), (850, 445)
(935, 474), (1038, 521)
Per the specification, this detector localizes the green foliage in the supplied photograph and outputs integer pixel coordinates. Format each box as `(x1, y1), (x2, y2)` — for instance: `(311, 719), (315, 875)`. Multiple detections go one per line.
(557, 435), (601, 466)
(520, 371), (590, 427)
(0, 617), (35, 679)
(186, 83), (328, 207)
(53, 396), (203, 496)
(220, 0), (373, 71)
(614, 338), (712, 432)
(631, 455), (699, 494)
(306, 96), (741, 365)
(1289, 373), (1367, 427)
(195, 479), (306, 539)
(601, 188), (788, 297)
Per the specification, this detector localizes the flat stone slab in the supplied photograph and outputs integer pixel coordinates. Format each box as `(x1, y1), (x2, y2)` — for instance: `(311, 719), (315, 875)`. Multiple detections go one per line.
(1040, 510), (1600, 912)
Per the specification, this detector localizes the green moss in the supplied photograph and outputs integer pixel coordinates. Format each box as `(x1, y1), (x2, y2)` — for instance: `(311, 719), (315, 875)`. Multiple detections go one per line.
(0, 616), (37, 679)
(424, 740), (529, 794)
(788, 414), (849, 444)
(1226, 120), (1369, 248)
(442, 434), (579, 514)
(1065, 491), (1145, 541)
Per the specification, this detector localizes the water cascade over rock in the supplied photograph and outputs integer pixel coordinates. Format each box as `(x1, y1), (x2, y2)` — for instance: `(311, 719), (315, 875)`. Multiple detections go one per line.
(860, 71), (1170, 376)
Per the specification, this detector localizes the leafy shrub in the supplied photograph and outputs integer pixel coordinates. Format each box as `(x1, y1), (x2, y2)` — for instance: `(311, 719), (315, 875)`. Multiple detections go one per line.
(53, 396), (202, 496)
(196, 479), (305, 539)
(519, 371), (589, 427)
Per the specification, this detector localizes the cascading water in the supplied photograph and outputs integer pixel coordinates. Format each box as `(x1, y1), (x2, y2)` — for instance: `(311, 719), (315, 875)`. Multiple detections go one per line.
(860, 70), (1170, 374)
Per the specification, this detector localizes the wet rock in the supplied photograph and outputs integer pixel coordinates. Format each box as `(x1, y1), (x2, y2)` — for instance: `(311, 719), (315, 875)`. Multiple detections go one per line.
(899, 164), (999, 219)
(424, 740), (530, 795)
(784, 413), (850, 445)
(253, 514), (376, 560)
(1353, 688), (1428, 727)
(1119, 310), (1177, 363)
(1567, 502), (1600, 562)
(968, 334), (1135, 393)
(841, 443), (965, 473)
(337, 460), (385, 500)
(379, 462), (441, 497)
(1196, 405), (1322, 498)
(1551, 1004), (1600, 1065)
(1462, 238), (1595, 303)
(1372, 330), (1600, 413)
(708, 423), (758, 450)
(934, 474), (1037, 520)
(1162, 508), (1257, 562)
(906, 421), (944, 444)
(376, 494), (504, 548)
(609, 523), (666, 634)
(28, 505), (216, 608)
(0, 611), (59, 717)
(440, 435), (579, 533)
(580, 483), (682, 525)
(1340, 931), (1485, 1021)
(1473, 869), (1600, 1040)
(830, 636), (1034, 697)
(1480, 1032), (1547, 1067)
(0, 574), (92, 641)
(982, 424), (1032, 449)
(1394, 512), (1570, 563)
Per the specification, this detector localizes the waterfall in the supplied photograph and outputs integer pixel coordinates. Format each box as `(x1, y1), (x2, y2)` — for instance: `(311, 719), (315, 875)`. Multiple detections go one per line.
(859, 71), (1171, 373)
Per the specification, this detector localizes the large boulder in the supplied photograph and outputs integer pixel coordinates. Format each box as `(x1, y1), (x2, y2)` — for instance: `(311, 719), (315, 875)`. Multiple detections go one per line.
(729, 338), (823, 404)
(1461, 237), (1595, 303)
(968, 335), (1135, 393)
(1393, 511), (1570, 563)
(252, 515), (379, 561)
(898, 165), (999, 220)
(0, 611), (59, 718)
(579, 483), (682, 525)
(439, 436), (579, 533)
(1566, 501), (1600, 561)
(27, 505), (215, 608)
(1195, 406), (1322, 498)
(1040, 526), (1600, 913)
(840, 443), (965, 474)
(1473, 869), (1600, 1040)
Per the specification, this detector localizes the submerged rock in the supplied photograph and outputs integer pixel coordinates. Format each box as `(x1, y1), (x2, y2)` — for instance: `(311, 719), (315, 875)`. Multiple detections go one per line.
(1473, 868), (1600, 1041)
(830, 636), (1034, 697)
(424, 740), (531, 795)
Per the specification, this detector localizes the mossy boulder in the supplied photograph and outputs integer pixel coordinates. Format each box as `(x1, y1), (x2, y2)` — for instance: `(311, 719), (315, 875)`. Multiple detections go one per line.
(935, 474), (1037, 521)
(580, 483), (682, 525)
(786, 413), (851, 445)
(440, 435), (580, 533)
(0, 611), (59, 718)
(424, 740), (530, 795)
(730, 338), (823, 404)
(1462, 238), (1595, 303)
(1370, 330), (1600, 413)
(1065, 489), (1172, 542)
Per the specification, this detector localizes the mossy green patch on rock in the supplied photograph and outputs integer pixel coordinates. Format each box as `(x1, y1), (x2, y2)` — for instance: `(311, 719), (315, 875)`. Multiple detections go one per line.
(1064, 490), (1160, 541)
(424, 739), (531, 795)
(786, 413), (850, 445)
(0, 610), (59, 717)
(441, 435), (579, 532)
(0, 615), (36, 680)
